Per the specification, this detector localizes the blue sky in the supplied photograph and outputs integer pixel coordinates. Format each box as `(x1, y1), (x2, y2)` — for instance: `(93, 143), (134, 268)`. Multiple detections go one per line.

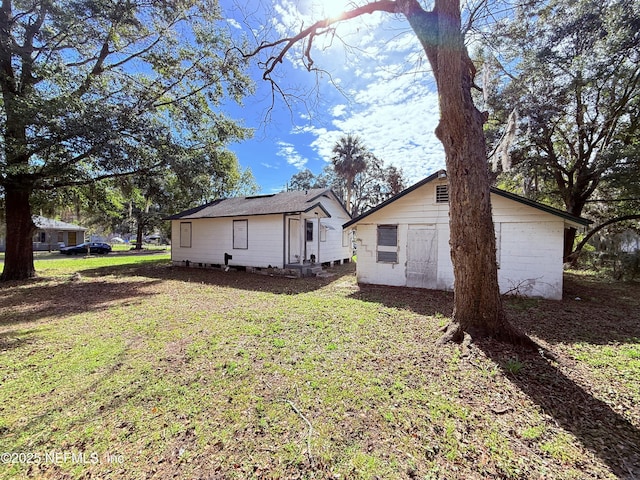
(218, 0), (447, 194)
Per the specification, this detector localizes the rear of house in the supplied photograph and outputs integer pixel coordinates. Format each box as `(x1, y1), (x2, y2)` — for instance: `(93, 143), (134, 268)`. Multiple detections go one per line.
(344, 171), (590, 300)
(167, 189), (352, 272)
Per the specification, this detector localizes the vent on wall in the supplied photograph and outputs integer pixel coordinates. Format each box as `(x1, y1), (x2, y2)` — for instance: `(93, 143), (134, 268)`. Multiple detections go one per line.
(436, 184), (449, 203)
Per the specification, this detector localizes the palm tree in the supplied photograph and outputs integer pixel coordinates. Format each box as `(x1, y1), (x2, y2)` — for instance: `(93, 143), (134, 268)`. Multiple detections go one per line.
(331, 134), (369, 214)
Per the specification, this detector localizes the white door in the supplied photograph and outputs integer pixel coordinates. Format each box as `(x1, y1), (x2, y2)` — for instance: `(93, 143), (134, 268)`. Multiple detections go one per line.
(406, 225), (438, 288)
(288, 218), (301, 263)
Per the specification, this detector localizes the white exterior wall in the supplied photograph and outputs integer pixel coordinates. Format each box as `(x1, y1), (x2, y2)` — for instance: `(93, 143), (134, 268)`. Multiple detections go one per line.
(492, 195), (565, 299)
(352, 181), (452, 288)
(170, 194), (352, 269)
(352, 181), (567, 300)
(171, 215), (284, 268)
(317, 195), (352, 264)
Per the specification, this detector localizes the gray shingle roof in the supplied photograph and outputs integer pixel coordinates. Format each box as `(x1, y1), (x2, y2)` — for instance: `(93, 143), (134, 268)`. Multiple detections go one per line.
(167, 189), (344, 220)
(33, 215), (87, 231)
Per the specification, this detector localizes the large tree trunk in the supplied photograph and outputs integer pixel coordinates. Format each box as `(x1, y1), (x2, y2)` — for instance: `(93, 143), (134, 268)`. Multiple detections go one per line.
(564, 227), (578, 262)
(1, 2), (37, 281)
(1, 179), (36, 281)
(403, 0), (533, 345)
(135, 218), (145, 250)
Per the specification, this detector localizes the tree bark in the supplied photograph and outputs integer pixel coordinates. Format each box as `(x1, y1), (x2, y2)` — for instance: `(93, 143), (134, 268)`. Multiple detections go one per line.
(247, 0), (536, 346)
(1, 179), (36, 281)
(564, 227), (578, 262)
(403, 0), (533, 346)
(135, 219), (145, 250)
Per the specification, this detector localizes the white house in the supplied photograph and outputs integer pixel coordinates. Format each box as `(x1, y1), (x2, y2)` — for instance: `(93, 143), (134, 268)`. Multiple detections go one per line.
(167, 189), (352, 274)
(343, 171), (591, 300)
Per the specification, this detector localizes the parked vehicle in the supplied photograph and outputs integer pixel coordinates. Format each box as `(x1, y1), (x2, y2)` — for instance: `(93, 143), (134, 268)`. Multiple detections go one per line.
(59, 242), (112, 255)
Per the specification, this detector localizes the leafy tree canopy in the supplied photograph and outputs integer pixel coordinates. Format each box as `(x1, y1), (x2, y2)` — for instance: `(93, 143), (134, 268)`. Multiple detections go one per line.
(0, 0), (254, 279)
(482, 0), (640, 258)
(286, 135), (406, 216)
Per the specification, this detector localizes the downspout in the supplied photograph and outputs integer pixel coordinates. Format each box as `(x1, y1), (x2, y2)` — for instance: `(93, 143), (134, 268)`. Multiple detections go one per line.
(282, 214), (286, 268)
(317, 216), (321, 264)
(300, 216), (305, 264)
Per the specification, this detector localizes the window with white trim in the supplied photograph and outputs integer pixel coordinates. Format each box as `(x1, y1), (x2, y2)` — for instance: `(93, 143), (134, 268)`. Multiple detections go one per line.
(377, 224), (398, 263)
(180, 222), (192, 248)
(233, 219), (248, 249)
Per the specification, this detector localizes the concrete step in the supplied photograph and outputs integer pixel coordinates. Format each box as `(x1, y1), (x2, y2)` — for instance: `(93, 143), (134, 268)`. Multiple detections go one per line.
(302, 265), (324, 277)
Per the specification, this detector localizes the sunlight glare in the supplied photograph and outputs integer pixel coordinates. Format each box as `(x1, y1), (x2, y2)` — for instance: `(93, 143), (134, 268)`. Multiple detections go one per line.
(315, 0), (352, 20)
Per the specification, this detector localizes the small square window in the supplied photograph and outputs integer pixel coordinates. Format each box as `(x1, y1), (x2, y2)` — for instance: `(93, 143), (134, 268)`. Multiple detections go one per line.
(377, 225), (398, 247)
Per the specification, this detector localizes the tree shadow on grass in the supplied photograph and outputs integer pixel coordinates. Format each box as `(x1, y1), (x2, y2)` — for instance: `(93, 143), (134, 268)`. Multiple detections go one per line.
(352, 275), (640, 347)
(475, 338), (640, 478)
(348, 283), (454, 318)
(80, 260), (358, 296)
(349, 280), (640, 477)
(0, 278), (162, 328)
(0, 330), (36, 351)
(511, 274), (640, 346)
(2, 342), (150, 476)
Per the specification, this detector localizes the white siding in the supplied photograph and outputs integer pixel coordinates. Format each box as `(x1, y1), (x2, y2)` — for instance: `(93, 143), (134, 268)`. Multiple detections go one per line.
(497, 222), (564, 299)
(170, 193), (352, 269)
(352, 181), (567, 300)
(316, 194), (352, 263)
(171, 215), (284, 268)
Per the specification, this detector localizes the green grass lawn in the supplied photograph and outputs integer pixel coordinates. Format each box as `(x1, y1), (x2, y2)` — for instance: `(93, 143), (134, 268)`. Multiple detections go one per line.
(0, 256), (638, 479)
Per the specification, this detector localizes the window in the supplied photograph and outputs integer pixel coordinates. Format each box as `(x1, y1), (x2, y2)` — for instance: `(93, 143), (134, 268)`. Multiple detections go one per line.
(233, 219), (248, 249)
(306, 220), (313, 242)
(436, 184), (449, 203)
(377, 224), (398, 263)
(57, 232), (64, 242)
(320, 225), (327, 242)
(180, 222), (192, 248)
(343, 229), (350, 247)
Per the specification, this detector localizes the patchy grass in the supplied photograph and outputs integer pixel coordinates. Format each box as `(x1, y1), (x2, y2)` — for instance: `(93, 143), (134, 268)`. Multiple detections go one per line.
(0, 259), (639, 479)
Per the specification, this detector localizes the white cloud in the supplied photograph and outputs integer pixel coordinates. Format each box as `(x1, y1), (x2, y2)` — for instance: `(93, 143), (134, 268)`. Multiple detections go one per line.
(305, 49), (445, 183)
(276, 141), (308, 170)
(226, 18), (241, 29)
(331, 104), (347, 117)
(270, 0), (447, 184)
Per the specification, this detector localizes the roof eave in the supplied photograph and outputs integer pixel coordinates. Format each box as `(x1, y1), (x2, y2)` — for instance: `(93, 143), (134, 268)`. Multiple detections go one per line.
(343, 170), (443, 228)
(489, 188), (592, 227)
(303, 202), (331, 218)
(343, 172), (592, 229)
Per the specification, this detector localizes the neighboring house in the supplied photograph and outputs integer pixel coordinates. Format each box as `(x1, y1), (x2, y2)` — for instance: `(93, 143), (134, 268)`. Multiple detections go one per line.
(166, 189), (352, 274)
(32, 216), (87, 251)
(0, 215), (87, 252)
(343, 171), (591, 300)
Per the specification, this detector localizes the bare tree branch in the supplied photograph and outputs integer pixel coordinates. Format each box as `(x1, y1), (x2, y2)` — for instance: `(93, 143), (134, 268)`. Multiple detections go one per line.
(243, 0), (398, 80)
(568, 214), (640, 264)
